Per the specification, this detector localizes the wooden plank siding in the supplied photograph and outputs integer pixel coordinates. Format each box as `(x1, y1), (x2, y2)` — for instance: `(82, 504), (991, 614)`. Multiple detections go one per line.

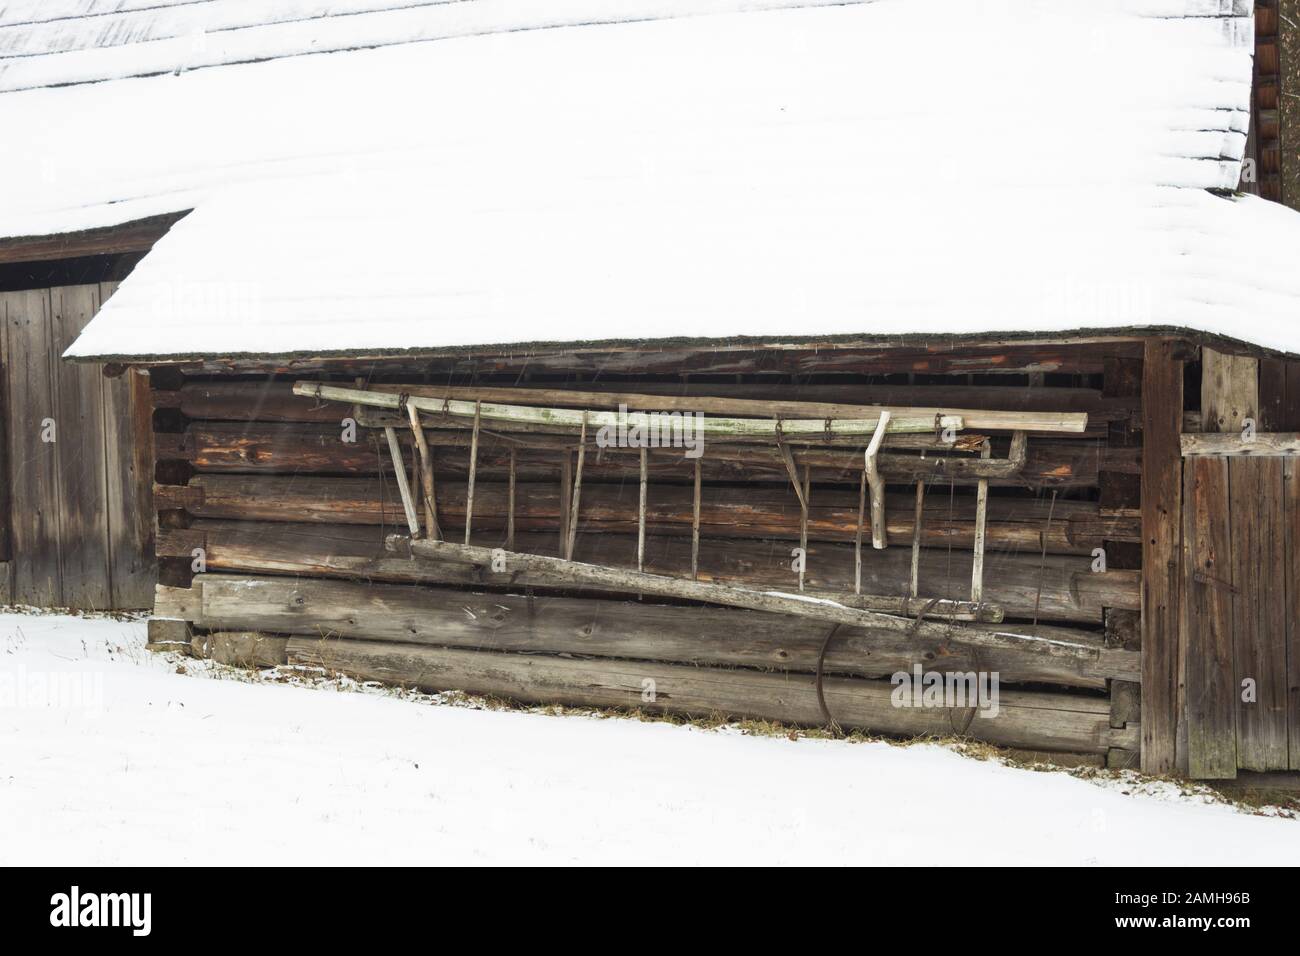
(1182, 457), (1237, 778)
(99, 281), (156, 608)
(50, 284), (112, 609)
(1140, 339), (1184, 774)
(1, 282), (155, 609)
(3, 288), (64, 605)
(1183, 349), (1299, 775)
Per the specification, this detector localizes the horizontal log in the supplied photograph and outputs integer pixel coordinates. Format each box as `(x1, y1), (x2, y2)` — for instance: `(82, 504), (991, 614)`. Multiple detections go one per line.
(177, 573), (1112, 688)
(287, 638), (1137, 754)
(191, 630), (288, 668)
(156, 423), (1123, 487)
(180, 380), (341, 423)
(162, 520), (1140, 626)
(394, 538), (1134, 674)
(1180, 432), (1300, 457)
(353, 383), (1088, 433)
(163, 474), (1137, 555)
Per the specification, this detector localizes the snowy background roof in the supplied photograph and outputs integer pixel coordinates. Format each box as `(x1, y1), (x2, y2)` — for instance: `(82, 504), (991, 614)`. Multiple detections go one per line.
(5, 0), (1296, 360)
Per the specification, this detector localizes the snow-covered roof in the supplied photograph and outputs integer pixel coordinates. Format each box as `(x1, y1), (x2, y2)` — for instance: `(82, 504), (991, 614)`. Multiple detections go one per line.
(7, 0), (1296, 361)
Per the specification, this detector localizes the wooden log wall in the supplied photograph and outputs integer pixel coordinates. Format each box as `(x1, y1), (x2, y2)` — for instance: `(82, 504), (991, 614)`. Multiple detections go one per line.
(148, 341), (1154, 763)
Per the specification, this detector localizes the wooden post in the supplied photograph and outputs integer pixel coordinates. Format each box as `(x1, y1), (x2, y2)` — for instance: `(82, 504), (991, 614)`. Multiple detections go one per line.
(565, 412), (588, 561)
(1140, 339), (1184, 774)
(383, 426), (421, 536)
(691, 458), (702, 580)
(464, 400), (481, 545)
(865, 411), (891, 549)
(970, 439), (991, 602)
(405, 403), (441, 541)
(637, 447), (648, 573)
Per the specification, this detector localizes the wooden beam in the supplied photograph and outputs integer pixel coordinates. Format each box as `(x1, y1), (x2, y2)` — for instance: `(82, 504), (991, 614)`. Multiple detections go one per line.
(391, 536), (1136, 674)
(175, 574), (1048, 685)
(0, 212), (186, 265)
(293, 382), (964, 438)
(564, 412), (587, 561)
(383, 426), (420, 536)
(865, 412), (891, 549)
(1140, 338), (1184, 774)
(464, 401), (481, 545)
(404, 402), (441, 540)
(971, 439), (991, 603)
(1181, 432), (1300, 457)
(174, 519), (1138, 624)
(289, 638), (1136, 754)
(353, 382), (1089, 433)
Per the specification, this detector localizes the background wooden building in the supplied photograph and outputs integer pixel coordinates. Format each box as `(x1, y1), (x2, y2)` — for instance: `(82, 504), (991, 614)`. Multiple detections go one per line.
(5, 1), (1300, 781)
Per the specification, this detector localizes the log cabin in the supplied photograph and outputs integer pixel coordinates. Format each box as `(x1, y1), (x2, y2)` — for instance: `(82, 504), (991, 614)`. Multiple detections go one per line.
(3, 1), (1300, 780)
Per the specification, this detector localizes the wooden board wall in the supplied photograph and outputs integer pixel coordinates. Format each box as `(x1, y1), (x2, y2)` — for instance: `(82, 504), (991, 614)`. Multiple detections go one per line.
(1182, 349), (1300, 777)
(0, 283), (155, 609)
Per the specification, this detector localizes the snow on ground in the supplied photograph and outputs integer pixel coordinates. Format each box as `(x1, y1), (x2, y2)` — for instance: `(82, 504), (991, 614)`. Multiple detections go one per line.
(1, 610), (1296, 866)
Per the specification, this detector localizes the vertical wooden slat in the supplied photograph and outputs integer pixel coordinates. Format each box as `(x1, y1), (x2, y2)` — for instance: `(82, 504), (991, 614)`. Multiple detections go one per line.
(1140, 338), (1184, 774)
(1280, 359), (1300, 769)
(864, 411), (890, 549)
(1230, 456), (1289, 771)
(798, 464), (810, 592)
(1182, 456), (1237, 778)
(565, 412), (587, 561)
(52, 284), (111, 610)
(405, 402), (440, 541)
(970, 439), (991, 603)
(464, 400), (481, 545)
(99, 279), (156, 609)
(0, 291), (62, 605)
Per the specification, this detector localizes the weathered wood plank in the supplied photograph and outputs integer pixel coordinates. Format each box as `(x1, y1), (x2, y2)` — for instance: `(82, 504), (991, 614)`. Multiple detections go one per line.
(3, 289), (62, 606)
(1182, 457), (1237, 778)
(102, 278), (156, 608)
(288, 638), (1134, 754)
(159, 421), (1121, 488)
(355, 382), (1089, 434)
(396, 537), (1136, 675)
(1140, 339), (1184, 773)
(168, 518), (1137, 625)
(185, 573), (1108, 688)
(1181, 432), (1300, 456)
(1231, 457), (1290, 771)
(178, 378), (1137, 425)
(50, 285), (111, 610)
(167, 473), (1131, 555)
